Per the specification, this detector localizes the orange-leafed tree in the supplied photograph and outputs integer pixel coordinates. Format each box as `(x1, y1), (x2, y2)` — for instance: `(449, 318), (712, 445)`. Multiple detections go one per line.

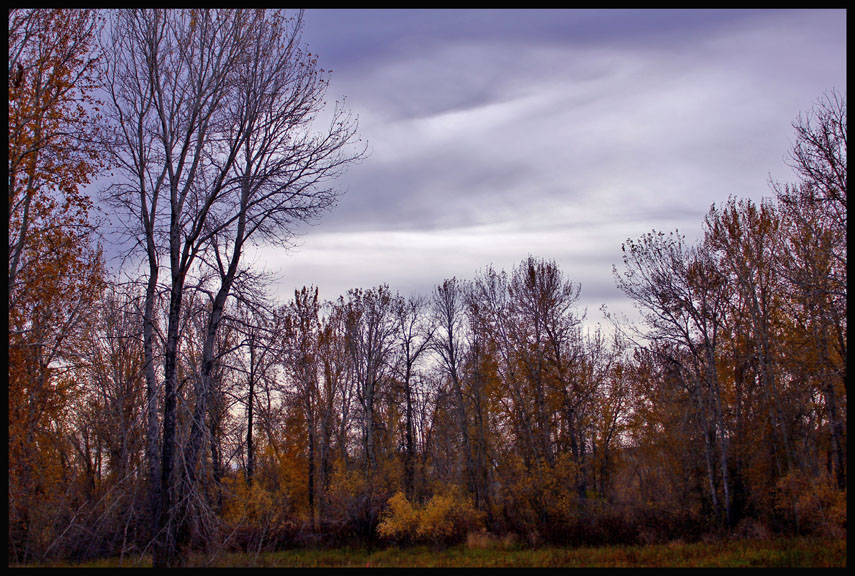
(8, 8), (106, 564)
(8, 9), (103, 305)
(772, 91), (846, 492)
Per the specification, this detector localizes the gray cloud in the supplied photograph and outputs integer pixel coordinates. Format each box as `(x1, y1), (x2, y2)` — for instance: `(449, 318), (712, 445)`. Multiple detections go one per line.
(277, 9), (845, 327)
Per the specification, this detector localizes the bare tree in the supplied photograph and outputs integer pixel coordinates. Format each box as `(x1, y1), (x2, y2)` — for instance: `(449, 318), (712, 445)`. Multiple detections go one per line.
(345, 285), (396, 477)
(391, 293), (435, 501)
(183, 9), (363, 540)
(102, 11), (248, 563)
(316, 296), (355, 519)
(100, 9), (362, 565)
(431, 278), (477, 504)
(614, 231), (733, 527)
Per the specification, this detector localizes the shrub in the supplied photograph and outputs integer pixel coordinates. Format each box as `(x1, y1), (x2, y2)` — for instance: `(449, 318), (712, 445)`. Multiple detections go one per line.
(220, 476), (293, 552)
(377, 487), (486, 546)
(417, 488), (485, 546)
(775, 471), (846, 537)
(376, 492), (419, 543)
(221, 476), (275, 527)
(495, 452), (580, 540)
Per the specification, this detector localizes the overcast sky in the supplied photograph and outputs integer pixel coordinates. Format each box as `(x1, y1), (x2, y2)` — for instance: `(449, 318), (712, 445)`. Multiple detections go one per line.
(242, 9), (845, 327)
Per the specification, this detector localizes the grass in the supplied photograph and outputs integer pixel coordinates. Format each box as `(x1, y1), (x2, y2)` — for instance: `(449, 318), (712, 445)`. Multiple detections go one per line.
(14, 536), (846, 568)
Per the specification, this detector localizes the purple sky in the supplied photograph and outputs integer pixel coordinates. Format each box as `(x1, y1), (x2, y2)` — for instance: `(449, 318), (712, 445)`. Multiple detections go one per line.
(217, 10), (850, 327)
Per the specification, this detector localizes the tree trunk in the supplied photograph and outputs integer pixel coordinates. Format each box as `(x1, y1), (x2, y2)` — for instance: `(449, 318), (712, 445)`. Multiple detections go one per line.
(364, 381), (376, 474)
(143, 262), (161, 547)
(155, 276), (185, 567)
(307, 404), (316, 530)
(404, 364), (416, 501)
(246, 342), (255, 486)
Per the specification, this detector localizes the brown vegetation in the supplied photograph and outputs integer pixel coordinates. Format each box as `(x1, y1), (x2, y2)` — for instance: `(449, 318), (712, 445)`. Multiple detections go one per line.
(7, 8), (846, 567)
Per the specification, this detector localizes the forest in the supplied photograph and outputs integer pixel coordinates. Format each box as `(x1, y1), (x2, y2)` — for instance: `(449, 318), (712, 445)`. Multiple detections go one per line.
(8, 9), (846, 567)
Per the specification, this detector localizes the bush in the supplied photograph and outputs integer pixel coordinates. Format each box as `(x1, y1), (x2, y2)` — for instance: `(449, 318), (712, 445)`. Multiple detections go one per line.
(495, 452), (580, 540)
(377, 487), (486, 546)
(376, 492), (419, 543)
(220, 476), (292, 552)
(775, 471), (846, 537)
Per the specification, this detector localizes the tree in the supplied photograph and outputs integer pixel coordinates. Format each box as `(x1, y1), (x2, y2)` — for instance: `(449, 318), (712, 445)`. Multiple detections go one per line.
(339, 285), (397, 538)
(772, 90), (846, 490)
(431, 278), (477, 504)
(507, 256), (583, 473)
(8, 9), (106, 563)
(468, 257), (587, 534)
(102, 10), (254, 563)
(391, 293), (434, 501)
(100, 9), (362, 565)
(183, 7), (362, 540)
(705, 198), (796, 495)
(8, 9), (103, 306)
(227, 297), (279, 490)
(345, 285), (396, 476)
(315, 297), (354, 522)
(279, 286), (323, 526)
(615, 231), (733, 527)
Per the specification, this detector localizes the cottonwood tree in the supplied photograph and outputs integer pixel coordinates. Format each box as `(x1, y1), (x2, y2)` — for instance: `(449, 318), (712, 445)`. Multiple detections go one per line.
(461, 289), (502, 518)
(314, 298), (355, 521)
(469, 257), (586, 530)
(345, 286), (396, 477)
(101, 12), (250, 562)
(391, 293), (435, 501)
(75, 282), (148, 487)
(705, 198), (796, 487)
(100, 9), (362, 566)
(278, 287), (324, 527)
(336, 285), (398, 538)
(508, 257), (583, 472)
(615, 231), (733, 527)
(186, 6), (362, 520)
(431, 278), (477, 504)
(588, 340), (630, 502)
(772, 91), (846, 490)
(226, 296), (280, 489)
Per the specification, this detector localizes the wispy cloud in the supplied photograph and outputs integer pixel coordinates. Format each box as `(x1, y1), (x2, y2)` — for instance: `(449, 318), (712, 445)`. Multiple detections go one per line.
(276, 9), (845, 323)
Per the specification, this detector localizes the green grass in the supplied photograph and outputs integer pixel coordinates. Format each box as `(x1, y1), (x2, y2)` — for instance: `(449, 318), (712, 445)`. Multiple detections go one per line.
(14, 537), (846, 568)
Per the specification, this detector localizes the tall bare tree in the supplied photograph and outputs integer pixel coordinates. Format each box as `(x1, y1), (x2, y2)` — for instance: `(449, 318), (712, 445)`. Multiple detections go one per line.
(100, 9), (362, 565)
(181, 10), (362, 546)
(345, 286), (396, 477)
(391, 293), (435, 501)
(431, 278), (477, 504)
(615, 231), (733, 527)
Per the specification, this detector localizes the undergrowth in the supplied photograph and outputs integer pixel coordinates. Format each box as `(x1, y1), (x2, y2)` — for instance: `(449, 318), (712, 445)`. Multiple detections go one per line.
(13, 536), (845, 568)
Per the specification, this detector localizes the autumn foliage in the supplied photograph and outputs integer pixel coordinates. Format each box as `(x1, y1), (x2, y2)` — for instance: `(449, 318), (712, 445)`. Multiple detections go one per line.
(6, 8), (846, 566)
(378, 487), (485, 546)
(8, 8), (107, 564)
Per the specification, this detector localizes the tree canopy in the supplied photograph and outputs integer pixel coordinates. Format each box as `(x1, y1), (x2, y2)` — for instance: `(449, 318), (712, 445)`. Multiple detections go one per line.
(7, 9), (846, 566)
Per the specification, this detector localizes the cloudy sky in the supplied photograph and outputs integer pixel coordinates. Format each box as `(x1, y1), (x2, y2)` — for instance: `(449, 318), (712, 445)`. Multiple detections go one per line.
(247, 9), (845, 327)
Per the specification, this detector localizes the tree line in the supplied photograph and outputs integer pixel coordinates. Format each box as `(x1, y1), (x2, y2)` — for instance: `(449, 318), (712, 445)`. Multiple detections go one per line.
(8, 8), (846, 566)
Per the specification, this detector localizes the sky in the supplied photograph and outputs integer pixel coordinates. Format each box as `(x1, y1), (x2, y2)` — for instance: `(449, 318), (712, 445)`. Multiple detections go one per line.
(215, 10), (847, 328)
